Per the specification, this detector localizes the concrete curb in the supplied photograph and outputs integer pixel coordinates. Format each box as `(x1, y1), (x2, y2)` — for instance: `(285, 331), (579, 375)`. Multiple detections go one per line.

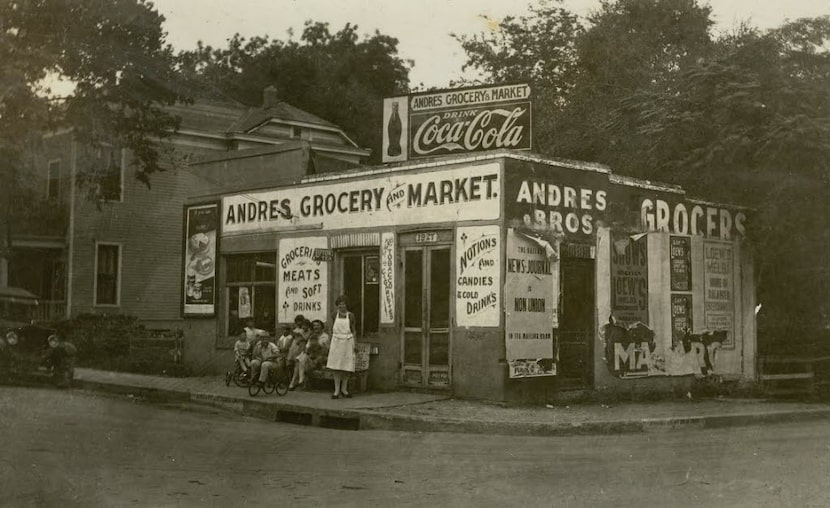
(69, 377), (830, 436)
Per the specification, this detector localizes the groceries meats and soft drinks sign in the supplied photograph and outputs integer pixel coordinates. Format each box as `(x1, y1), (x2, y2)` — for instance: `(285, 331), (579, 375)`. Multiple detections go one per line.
(382, 84), (532, 163)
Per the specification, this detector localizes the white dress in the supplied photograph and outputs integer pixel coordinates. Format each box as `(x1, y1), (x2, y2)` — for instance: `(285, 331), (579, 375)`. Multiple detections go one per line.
(326, 312), (355, 372)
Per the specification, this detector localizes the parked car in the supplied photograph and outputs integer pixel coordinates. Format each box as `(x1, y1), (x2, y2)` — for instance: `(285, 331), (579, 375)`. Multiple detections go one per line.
(0, 286), (56, 382)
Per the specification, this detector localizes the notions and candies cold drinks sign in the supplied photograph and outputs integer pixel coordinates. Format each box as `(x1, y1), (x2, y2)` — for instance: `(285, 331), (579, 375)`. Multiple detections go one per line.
(382, 83), (532, 163)
(455, 225), (500, 327)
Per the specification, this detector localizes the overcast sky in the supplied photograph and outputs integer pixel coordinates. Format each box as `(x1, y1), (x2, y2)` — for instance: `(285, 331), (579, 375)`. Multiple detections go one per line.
(154, 0), (828, 89)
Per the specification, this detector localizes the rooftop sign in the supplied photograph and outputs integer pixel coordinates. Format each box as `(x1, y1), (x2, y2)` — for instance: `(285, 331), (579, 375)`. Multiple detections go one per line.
(382, 83), (532, 163)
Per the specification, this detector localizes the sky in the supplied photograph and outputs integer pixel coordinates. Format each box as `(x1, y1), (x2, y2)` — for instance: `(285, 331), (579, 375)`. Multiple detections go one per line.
(154, 0), (828, 89)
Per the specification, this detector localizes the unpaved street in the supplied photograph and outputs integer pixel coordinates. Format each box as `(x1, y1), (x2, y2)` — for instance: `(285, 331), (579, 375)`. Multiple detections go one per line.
(2, 387), (830, 507)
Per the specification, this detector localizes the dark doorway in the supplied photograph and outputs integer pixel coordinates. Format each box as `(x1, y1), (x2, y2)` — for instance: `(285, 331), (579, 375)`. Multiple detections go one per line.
(342, 253), (379, 339)
(557, 257), (595, 389)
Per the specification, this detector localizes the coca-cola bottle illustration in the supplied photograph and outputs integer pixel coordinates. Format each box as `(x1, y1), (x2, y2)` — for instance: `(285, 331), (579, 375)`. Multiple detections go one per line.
(387, 102), (402, 157)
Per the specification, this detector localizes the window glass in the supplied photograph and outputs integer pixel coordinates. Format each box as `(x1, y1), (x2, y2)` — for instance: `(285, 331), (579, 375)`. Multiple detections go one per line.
(225, 253), (276, 335)
(96, 244), (119, 305)
(100, 149), (122, 201)
(47, 160), (60, 200)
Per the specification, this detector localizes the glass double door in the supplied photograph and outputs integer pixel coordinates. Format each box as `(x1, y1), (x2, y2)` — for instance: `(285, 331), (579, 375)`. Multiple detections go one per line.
(401, 246), (451, 387)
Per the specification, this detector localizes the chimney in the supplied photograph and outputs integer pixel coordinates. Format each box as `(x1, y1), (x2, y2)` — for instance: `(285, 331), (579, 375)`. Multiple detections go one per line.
(262, 86), (278, 108)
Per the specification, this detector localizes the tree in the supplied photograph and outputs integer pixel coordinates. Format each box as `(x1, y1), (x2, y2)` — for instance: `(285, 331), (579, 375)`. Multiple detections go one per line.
(0, 1), (188, 222)
(0, 0), (190, 266)
(459, 1), (830, 331)
(178, 21), (411, 164)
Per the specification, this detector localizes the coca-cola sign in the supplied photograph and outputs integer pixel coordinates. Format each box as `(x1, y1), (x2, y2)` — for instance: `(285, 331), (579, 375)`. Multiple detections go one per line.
(382, 83), (532, 163)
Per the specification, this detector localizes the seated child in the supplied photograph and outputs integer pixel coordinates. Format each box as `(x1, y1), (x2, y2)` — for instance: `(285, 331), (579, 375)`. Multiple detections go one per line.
(233, 333), (250, 373)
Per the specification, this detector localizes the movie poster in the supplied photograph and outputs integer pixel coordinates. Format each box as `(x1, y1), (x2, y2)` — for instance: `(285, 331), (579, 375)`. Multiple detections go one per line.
(610, 234), (649, 326)
(704, 241), (735, 348)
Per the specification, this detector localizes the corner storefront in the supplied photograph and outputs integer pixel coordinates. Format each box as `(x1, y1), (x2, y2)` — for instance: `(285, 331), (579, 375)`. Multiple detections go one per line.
(181, 150), (755, 402)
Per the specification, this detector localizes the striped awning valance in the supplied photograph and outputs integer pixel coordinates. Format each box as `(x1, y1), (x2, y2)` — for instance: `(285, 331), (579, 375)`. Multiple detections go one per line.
(330, 232), (381, 249)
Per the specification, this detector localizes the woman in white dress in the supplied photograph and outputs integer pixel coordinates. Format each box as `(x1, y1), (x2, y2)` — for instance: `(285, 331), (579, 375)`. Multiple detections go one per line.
(326, 295), (356, 398)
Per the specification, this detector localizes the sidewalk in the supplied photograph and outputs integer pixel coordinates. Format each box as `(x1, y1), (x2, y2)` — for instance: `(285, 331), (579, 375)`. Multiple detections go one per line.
(72, 368), (830, 436)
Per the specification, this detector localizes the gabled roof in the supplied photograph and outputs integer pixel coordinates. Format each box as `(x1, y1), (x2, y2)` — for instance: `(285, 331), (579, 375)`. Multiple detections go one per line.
(229, 102), (340, 133)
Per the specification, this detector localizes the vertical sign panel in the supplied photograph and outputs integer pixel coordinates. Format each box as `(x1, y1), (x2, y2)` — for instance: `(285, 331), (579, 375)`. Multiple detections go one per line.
(278, 237), (328, 323)
(670, 236), (692, 291)
(380, 232), (396, 324)
(183, 203), (218, 316)
(504, 229), (557, 378)
(455, 225), (500, 327)
(609, 234), (649, 327)
(671, 294), (693, 344)
(704, 241), (735, 347)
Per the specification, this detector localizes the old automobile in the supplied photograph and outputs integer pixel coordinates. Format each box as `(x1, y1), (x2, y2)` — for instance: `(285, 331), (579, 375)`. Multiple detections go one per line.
(0, 286), (55, 382)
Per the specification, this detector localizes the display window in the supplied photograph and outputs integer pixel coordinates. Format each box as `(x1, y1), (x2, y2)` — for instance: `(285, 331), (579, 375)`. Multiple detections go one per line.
(225, 252), (276, 335)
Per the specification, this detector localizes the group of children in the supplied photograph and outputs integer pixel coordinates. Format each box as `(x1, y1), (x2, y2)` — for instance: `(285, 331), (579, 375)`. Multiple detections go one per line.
(233, 314), (332, 392)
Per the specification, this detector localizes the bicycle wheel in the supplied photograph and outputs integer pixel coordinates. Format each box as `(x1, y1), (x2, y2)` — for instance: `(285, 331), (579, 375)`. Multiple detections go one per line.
(263, 381), (276, 394)
(248, 382), (261, 397)
(275, 381), (289, 396)
(232, 369), (249, 387)
(224, 371), (232, 387)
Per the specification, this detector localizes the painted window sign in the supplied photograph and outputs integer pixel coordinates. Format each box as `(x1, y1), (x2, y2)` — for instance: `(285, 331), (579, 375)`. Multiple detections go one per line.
(640, 198), (747, 239)
(278, 237), (328, 323)
(380, 232), (395, 324)
(504, 229), (558, 378)
(455, 226), (500, 328)
(183, 203), (218, 316)
(704, 241), (734, 348)
(222, 163), (500, 235)
(669, 236), (692, 291)
(609, 234), (649, 327)
(382, 84), (532, 163)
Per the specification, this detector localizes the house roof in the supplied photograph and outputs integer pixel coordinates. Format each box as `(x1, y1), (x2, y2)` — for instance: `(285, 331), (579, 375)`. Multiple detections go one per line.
(228, 101), (340, 133)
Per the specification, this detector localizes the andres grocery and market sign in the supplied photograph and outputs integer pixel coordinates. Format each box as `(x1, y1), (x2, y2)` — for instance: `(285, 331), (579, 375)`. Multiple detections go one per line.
(382, 84), (532, 163)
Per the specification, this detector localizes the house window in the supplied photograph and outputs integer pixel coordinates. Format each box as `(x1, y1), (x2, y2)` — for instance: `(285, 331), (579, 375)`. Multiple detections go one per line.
(47, 160), (61, 200)
(291, 126), (302, 138)
(95, 243), (121, 306)
(98, 148), (123, 201)
(225, 252), (276, 336)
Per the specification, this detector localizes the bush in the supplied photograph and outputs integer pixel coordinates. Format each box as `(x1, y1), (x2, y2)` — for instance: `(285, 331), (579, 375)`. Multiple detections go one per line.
(52, 314), (185, 376)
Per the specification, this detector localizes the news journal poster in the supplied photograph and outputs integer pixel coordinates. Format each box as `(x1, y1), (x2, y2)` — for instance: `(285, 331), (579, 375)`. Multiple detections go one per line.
(183, 203), (219, 316)
(504, 228), (557, 378)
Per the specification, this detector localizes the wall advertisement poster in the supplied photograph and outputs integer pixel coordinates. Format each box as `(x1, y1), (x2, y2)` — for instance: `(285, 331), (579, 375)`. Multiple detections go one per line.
(669, 236), (692, 291)
(455, 226), (500, 327)
(504, 229), (558, 378)
(183, 203), (219, 316)
(380, 232), (396, 324)
(278, 237), (329, 323)
(703, 241), (735, 348)
(609, 234), (649, 327)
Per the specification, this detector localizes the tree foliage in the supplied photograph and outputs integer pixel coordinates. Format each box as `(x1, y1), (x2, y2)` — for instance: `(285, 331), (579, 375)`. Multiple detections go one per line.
(178, 21), (411, 164)
(0, 0), (190, 259)
(458, 0), (830, 330)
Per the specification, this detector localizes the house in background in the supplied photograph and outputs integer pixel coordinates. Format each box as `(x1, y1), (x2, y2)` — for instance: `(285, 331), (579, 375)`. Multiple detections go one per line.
(3, 86), (369, 328)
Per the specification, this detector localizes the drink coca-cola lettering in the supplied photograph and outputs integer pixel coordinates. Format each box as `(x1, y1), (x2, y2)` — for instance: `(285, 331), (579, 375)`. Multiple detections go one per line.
(411, 105), (529, 156)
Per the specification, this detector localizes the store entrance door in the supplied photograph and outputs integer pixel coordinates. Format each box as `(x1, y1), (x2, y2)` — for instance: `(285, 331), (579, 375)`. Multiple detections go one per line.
(557, 256), (595, 389)
(401, 244), (451, 387)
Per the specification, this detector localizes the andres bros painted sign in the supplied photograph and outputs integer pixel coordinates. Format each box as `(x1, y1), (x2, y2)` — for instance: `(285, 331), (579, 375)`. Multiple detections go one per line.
(382, 84), (532, 163)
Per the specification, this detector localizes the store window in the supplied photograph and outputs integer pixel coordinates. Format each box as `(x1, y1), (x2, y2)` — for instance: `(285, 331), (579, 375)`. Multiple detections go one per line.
(225, 253), (276, 336)
(94, 243), (121, 306)
(47, 160), (61, 200)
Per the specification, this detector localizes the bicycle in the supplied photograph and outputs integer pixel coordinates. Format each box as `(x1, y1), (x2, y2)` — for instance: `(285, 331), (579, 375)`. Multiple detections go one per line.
(224, 361), (250, 387)
(248, 358), (289, 397)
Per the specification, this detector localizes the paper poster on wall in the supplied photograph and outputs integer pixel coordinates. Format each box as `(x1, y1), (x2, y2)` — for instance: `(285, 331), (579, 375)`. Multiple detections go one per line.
(670, 236), (692, 291)
(504, 229), (558, 378)
(183, 203), (219, 316)
(456, 225), (500, 327)
(238, 287), (252, 319)
(278, 236), (328, 323)
(704, 241), (735, 348)
(671, 293), (693, 344)
(609, 233), (649, 327)
(380, 232), (395, 324)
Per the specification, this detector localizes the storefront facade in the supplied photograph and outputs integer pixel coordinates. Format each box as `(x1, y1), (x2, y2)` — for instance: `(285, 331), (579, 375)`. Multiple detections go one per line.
(182, 150), (755, 402)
